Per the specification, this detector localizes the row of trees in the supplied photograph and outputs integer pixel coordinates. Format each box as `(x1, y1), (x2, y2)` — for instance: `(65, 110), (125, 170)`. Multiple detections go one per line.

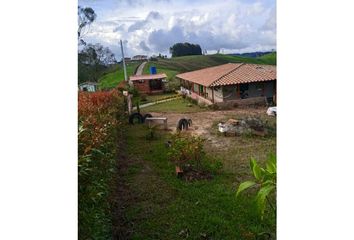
(78, 43), (117, 83)
(169, 42), (202, 57)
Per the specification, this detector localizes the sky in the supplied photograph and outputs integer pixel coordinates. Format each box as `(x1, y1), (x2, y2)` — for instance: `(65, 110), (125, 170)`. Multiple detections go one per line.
(78, 0), (276, 59)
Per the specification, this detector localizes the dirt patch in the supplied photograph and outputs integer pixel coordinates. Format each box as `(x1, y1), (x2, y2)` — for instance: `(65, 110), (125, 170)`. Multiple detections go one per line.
(180, 167), (213, 182)
(145, 108), (275, 174)
(147, 108), (269, 146)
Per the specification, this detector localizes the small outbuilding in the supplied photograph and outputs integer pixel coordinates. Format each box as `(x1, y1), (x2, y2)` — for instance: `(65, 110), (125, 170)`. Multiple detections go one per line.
(176, 63), (276, 106)
(79, 82), (98, 92)
(130, 73), (167, 94)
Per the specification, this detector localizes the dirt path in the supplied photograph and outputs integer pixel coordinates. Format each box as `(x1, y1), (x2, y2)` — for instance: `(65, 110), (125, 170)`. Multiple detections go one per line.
(111, 127), (175, 239)
(132, 96), (182, 110)
(135, 61), (147, 75)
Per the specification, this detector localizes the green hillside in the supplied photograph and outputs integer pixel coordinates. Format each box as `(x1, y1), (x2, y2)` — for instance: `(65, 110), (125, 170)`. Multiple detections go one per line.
(144, 53), (276, 79)
(257, 52), (276, 64)
(98, 62), (140, 89)
(98, 53), (276, 89)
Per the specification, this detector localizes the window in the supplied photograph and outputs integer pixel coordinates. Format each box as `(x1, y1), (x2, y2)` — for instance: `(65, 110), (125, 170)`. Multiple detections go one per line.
(194, 83), (199, 92)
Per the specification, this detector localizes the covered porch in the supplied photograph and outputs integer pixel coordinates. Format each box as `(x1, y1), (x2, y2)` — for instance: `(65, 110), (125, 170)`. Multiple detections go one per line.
(180, 79), (276, 105)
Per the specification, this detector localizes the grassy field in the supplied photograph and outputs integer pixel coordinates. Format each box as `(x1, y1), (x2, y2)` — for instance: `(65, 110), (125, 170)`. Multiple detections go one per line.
(144, 92), (179, 103)
(143, 64), (179, 80)
(98, 62), (140, 89)
(258, 52), (276, 64)
(143, 53), (276, 80)
(117, 124), (276, 239)
(143, 98), (207, 113)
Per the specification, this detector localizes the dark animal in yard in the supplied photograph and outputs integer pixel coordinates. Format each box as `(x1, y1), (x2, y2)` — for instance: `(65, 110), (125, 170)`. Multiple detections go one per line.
(176, 118), (192, 131)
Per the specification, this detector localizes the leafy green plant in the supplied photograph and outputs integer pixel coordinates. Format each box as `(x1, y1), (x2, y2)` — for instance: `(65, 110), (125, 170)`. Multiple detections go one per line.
(167, 133), (205, 170)
(136, 100), (140, 113)
(145, 124), (158, 140)
(78, 89), (125, 239)
(236, 154), (276, 219)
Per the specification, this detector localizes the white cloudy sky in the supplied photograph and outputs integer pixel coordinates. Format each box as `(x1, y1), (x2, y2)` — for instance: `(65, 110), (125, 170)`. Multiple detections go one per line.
(78, 0), (276, 59)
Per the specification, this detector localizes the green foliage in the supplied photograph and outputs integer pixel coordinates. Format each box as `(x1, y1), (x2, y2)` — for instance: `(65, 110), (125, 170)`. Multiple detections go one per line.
(257, 52), (277, 65)
(136, 100), (140, 113)
(169, 42), (202, 57)
(167, 133), (205, 170)
(78, 43), (116, 83)
(78, 90), (125, 239)
(236, 154), (276, 219)
(145, 124), (158, 140)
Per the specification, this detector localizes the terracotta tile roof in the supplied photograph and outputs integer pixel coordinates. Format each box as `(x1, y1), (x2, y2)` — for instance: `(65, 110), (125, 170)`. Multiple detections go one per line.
(129, 73), (167, 81)
(176, 63), (242, 87)
(176, 63), (276, 87)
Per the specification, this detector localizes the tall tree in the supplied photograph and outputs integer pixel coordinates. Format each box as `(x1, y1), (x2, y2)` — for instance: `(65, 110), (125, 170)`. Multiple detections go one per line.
(78, 43), (117, 83)
(78, 6), (96, 45)
(169, 42), (202, 57)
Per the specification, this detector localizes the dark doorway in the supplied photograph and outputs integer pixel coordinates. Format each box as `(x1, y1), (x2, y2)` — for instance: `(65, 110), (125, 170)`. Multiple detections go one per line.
(240, 83), (249, 99)
(149, 79), (162, 90)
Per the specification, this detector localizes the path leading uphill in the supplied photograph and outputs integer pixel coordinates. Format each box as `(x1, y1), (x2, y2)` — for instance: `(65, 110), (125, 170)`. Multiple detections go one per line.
(135, 61), (147, 75)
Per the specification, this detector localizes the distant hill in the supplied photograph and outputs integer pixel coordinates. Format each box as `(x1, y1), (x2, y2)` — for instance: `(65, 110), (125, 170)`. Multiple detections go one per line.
(144, 53), (276, 79)
(97, 53), (276, 90)
(228, 51), (275, 58)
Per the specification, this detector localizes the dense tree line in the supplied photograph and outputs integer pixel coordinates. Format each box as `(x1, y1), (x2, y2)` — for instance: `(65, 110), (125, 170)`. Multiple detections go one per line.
(169, 42), (202, 57)
(78, 43), (117, 83)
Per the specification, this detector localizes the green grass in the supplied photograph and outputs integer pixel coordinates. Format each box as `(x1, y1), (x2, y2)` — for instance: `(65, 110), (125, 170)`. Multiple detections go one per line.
(143, 98), (207, 113)
(143, 53), (276, 79)
(143, 63), (179, 80)
(98, 62), (140, 89)
(120, 124), (276, 239)
(144, 93), (179, 103)
(257, 52), (277, 65)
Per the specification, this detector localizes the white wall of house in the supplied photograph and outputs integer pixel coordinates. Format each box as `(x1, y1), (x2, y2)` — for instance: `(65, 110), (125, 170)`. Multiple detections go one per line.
(209, 87), (224, 102)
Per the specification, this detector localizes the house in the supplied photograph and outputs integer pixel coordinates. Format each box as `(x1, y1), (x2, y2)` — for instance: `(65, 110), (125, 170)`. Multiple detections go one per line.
(129, 73), (167, 94)
(176, 63), (276, 106)
(132, 55), (148, 61)
(79, 82), (98, 92)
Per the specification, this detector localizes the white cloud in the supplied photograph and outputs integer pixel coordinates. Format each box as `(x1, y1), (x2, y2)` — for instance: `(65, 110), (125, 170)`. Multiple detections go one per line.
(79, 0), (276, 58)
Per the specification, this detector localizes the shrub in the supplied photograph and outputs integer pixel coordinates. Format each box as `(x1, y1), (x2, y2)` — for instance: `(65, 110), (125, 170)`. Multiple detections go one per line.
(164, 77), (180, 92)
(78, 89), (125, 239)
(185, 96), (198, 105)
(167, 133), (205, 170)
